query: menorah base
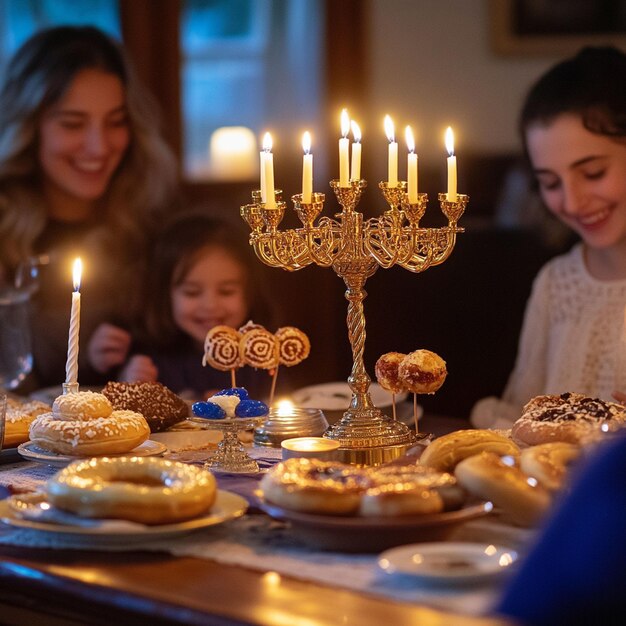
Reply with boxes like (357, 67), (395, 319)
(324, 406), (417, 465)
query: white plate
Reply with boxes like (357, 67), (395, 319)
(378, 541), (518, 583)
(17, 439), (168, 467)
(292, 381), (407, 410)
(0, 490), (247, 544)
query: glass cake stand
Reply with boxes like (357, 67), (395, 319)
(189, 416), (266, 473)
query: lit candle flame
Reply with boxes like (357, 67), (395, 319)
(72, 258), (82, 292)
(262, 131), (272, 153)
(384, 115), (395, 143)
(276, 399), (295, 417)
(445, 126), (455, 156)
(351, 120), (361, 143)
(302, 131), (311, 155)
(340, 109), (350, 138)
(405, 125), (415, 153)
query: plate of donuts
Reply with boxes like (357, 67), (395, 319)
(0, 489), (248, 544)
(259, 500), (492, 553)
(17, 439), (168, 467)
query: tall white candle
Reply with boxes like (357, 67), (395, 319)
(65, 258), (82, 384)
(445, 126), (457, 202)
(405, 125), (418, 203)
(302, 131), (313, 203)
(262, 132), (276, 209)
(384, 115), (398, 186)
(339, 109), (350, 187)
(350, 120), (361, 181)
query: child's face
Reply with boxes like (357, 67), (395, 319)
(526, 113), (626, 250)
(171, 247), (248, 345)
(38, 68), (130, 210)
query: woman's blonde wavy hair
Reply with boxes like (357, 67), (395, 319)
(0, 25), (178, 275)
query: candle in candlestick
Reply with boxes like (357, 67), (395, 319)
(384, 115), (398, 186)
(302, 131), (313, 203)
(65, 258), (82, 384)
(261, 132), (276, 208)
(350, 120), (362, 181)
(339, 109), (350, 187)
(445, 126), (457, 202)
(405, 125), (418, 203)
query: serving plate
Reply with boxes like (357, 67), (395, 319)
(17, 439), (167, 467)
(378, 541), (519, 584)
(0, 489), (247, 544)
(259, 499), (492, 553)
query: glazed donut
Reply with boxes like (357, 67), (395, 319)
(260, 458), (371, 515)
(455, 451), (552, 527)
(29, 409), (150, 456)
(520, 442), (581, 492)
(275, 326), (310, 367)
(52, 391), (112, 420)
(398, 349), (447, 394)
(4, 399), (51, 447)
(375, 352), (406, 394)
(240, 328), (279, 370)
(419, 429), (520, 472)
(512, 392), (626, 446)
(359, 482), (443, 517)
(203, 325), (242, 371)
(102, 381), (188, 432)
(46, 456), (217, 524)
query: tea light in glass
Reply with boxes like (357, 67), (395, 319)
(281, 437), (340, 461)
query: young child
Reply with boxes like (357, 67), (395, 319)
(117, 213), (276, 400)
(472, 46), (626, 429)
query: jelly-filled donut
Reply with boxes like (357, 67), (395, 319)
(374, 352), (406, 393)
(47, 456), (217, 524)
(203, 325), (242, 371)
(398, 349), (447, 394)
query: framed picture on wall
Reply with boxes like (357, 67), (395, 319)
(490, 0), (626, 56)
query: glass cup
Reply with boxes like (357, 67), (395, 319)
(0, 287), (33, 390)
(0, 392), (6, 452)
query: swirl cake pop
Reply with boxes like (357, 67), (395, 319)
(399, 349), (447, 394)
(203, 325), (242, 371)
(275, 326), (311, 367)
(374, 352), (406, 394)
(240, 328), (279, 370)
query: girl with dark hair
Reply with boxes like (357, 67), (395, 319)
(117, 213), (277, 400)
(472, 47), (626, 428)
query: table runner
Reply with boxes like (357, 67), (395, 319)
(0, 448), (534, 618)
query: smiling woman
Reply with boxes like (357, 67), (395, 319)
(0, 26), (179, 389)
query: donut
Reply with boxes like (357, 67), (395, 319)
(52, 391), (112, 420)
(360, 482), (443, 517)
(203, 325), (242, 371)
(275, 326), (310, 367)
(455, 451), (552, 527)
(419, 429), (520, 472)
(519, 442), (581, 492)
(374, 352), (406, 393)
(239, 328), (279, 370)
(511, 392), (626, 446)
(46, 456), (217, 524)
(102, 381), (189, 432)
(4, 399), (51, 447)
(398, 349), (447, 394)
(29, 409), (150, 456)
(260, 458), (371, 515)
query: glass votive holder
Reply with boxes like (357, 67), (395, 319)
(253, 406), (329, 448)
(281, 437), (340, 461)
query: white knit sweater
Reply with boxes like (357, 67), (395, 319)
(471, 243), (626, 429)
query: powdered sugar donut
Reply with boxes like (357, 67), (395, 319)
(4, 399), (51, 447)
(275, 326), (310, 367)
(240, 328), (279, 370)
(52, 391), (112, 420)
(203, 325), (242, 371)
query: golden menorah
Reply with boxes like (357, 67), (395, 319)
(241, 179), (468, 464)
